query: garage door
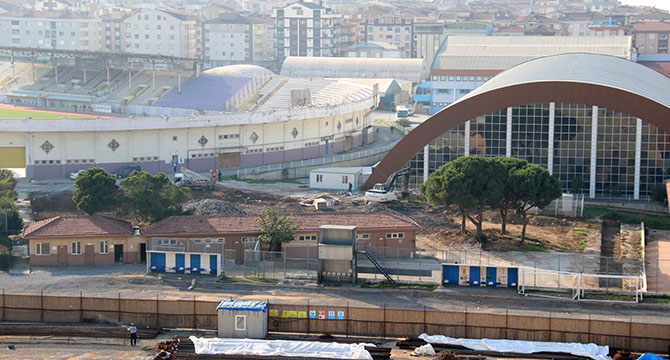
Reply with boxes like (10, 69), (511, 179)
(0, 147), (25, 168)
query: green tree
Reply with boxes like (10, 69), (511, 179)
(570, 176), (584, 195)
(509, 164), (562, 243)
(0, 169), (17, 198)
(651, 184), (667, 205)
(72, 168), (119, 215)
(496, 157), (528, 235)
(119, 171), (190, 222)
(421, 156), (505, 241)
(0, 246), (10, 272)
(256, 207), (298, 252)
(0, 197), (23, 235)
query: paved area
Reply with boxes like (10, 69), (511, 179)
(645, 230), (670, 294)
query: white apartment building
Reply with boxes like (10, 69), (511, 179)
(0, 10), (102, 51)
(362, 15), (414, 58)
(203, 15), (257, 66)
(123, 9), (197, 58)
(272, 1), (341, 60)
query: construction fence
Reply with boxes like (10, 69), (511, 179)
(0, 291), (668, 353)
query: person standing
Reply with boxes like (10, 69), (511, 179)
(128, 322), (137, 346)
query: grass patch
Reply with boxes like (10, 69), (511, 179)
(645, 295), (670, 305)
(361, 281), (436, 291)
(586, 293), (637, 301)
(0, 107), (94, 119)
(560, 244), (572, 251)
(583, 207), (670, 229)
(523, 242), (550, 252)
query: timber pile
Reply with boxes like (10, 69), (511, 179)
(0, 322), (160, 338)
(159, 336), (390, 360)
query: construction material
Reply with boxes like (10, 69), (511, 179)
(418, 334), (609, 360)
(189, 336), (375, 359)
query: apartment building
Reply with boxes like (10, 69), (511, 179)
(362, 15), (414, 58)
(272, 1), (341, 60)
(632, 22), (670, 54)
(202, 14), (275, 67)
(123, 9), (197, 58)
(0, 10), (102, 51)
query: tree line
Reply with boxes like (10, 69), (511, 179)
(0, 169), (24, 271)
(421, 156), (562, 243)
(73, 168), (190, 222)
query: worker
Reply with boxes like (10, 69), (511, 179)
(128, 322), (137, 346)
(348, 183), (353, 192)
(218, 169), (222, 182)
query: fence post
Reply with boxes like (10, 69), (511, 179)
(464, 306), (468, 338)
(2, 288), (4, 322)
(505, 309), (509, 339)
(40, 289), (43, 323)
(79, 291), (83, 323)
(383, 303), (386, 339)
(193, 296), (197, 331)
(587, 314), (591, 343)
(155, 294), (159, 328)
(548, 312), (552, 342)
(628, 315), (632, 350)
(306, 298), (310, 335)
(423, 305), (427, 334)
(346, 301), (349, 338)
(118, 293), (121, 322)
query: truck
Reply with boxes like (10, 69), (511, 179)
(173, 166), (216, 191)
(364, 167), (410, 203)
(396, 105), (409, 119)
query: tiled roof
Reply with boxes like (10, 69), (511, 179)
(640, 61), (670, 77)
(143, 212), (420, 237)
(23, 216), (134, 239)
(632, 22), (670, 32)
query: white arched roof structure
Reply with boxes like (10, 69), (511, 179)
(280, 56), (428, 83)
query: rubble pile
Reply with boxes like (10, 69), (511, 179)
(183, 199), (251, 216)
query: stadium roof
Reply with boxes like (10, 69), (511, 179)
(280, 56), (428, 83)
(203, 64), (273, 78)
(437, 36), (632, 70)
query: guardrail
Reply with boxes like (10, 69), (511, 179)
(234, 140), (399, 177)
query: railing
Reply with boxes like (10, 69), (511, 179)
(234, 140), (399, 177)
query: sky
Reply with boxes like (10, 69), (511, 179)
(619, 0), (670, 11)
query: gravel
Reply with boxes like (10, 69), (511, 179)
(182, 199), (251, 216)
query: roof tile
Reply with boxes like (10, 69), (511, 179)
(23, 216), (134, 239)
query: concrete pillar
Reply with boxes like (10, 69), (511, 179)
(589, 106), (598, 199)
(464, 120), (470, 156)
(152, 62), (156, 91)
(423, 144), (429, 183)
(506, 107), (512, 157)
(54, 58), (58, 84)
(634, 118), (642, 200)
(547, 102), (555, 174)
(83, 68), (87, 84)
(178, 72), (182, 94)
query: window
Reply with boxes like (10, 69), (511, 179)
(242, 237), (257, 243)
(356, 233), (370, 240)
(341, 176), (349, 184)
(455, 76), (461, 81)
(431, 75), (438, 81)
(99, 241), (109, 254)
(194, 239), (202, 244)
(316, 174), (323, 182)
(217, 238), (225, 243)
(386, 233), (404, 239)
(298, 235), (317, 241)
(71, 241), (81, 255)
(235, 315), (246, 330)
(440, 75), (446, 81)
(36, 242), (50, 255)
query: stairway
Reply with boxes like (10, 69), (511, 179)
(359, 250), (396, 285)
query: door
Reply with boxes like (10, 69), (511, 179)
(114, 244), (124, 263)
(150, 253), (165, 272)
(190, 254), (201, 274)
(0, 147), (26, 169)
(486, 267), (497, 287)
(344, 136), (353, 151)
(175, 253), (185, 273)
(210, 255), (218, 275)
(218, 152), (241, 169)
(140, 243), (146, 262)
(469, 266), (480, 286)
(57, 245), (67, 265)
(443, 265), (459, 285)
(84, 244), (95, 265)
(508, 268), (518, 288)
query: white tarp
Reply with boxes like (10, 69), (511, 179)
(189, 337), (374, 360)
(418, 334), (610, 360)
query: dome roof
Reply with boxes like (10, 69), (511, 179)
(203, 64), (273, 78)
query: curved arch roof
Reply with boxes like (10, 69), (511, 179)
(364, 53), (670, 188)
(280, 56), (428, 83)
(203, 64), (273, 78)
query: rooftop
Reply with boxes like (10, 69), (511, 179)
(632, 22), (670, 32)
(143, 212), (420, 237)
(23, 216), (134, 239)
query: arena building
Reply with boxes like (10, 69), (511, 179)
(366, 53), (670, 201)
(0, 64), (377, 179)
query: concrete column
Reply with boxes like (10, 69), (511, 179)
(423, 144), (429, 183)
(506, 107), (512, 157)
(54, 58), (58, 84)
(83, 68), (87, 84)
(464, 120), (470, 156)
(178, 73), (182, 94)
(547, 102), (555, 174)
(152, 62), (156, 91)
(589, 106), (598, 199)
(634, 118), (642, 200)
(128, 65), (132, 90)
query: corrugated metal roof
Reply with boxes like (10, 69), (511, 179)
(456, 53), (670, 110)
(217, 299), (268, 312)
(281, 56), (428, 83)
(437, 36), (632, 70)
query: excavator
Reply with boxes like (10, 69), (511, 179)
(364, 167), (411, 203)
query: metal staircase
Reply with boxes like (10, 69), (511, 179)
(358, 245), (396, 285)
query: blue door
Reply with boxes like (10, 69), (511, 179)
(210, 255), (218, 275)
(324, 140), (329, 155)
(175, 254), (185, 273)
(469, 266), (480, 286)
(508, 268), (518, 288)
(486, 267), (497, 287)
(442, 265), (459, 285)
(150, 253), (165, 272)
(190, 254), (201, 274)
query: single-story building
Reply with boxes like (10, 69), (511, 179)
(23, 216), (145, 266)
(309, 167), (365, 191)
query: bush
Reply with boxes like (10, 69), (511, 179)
(396, 118), (411, 127)
(0, 246), (10, 272)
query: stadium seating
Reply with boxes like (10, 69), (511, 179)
(156, 74), (252, 111)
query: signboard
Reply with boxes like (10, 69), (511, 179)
(298, 311), (307, 318)
(309, 310), (317, 319)
(337, 311), (345, 320)
(321, 135), (334, 141)
(288, 311), (297, 318)
(318, 311), (325, 320)
(328, 311), (335, 320)
(269, 309), (278, 317)
(282, 310), (291, 318)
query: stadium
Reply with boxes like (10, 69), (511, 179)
(367, 53), (670, 201)
(0, 50), (378, 179)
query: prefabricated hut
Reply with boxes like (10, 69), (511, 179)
(217, 299), (268, 338)
(309, 167), (364, 190)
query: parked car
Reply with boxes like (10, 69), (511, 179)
(69, 170), (86, 180)
(115, 165), (141, 179)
